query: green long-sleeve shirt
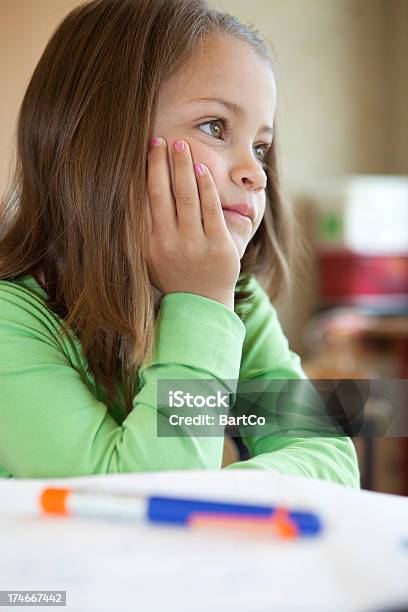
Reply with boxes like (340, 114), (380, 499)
(0, 274), (360, 486)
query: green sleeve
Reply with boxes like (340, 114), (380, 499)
(0, 282), (245, 478)
(224, 275), (361, 489)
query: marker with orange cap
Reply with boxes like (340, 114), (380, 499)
(40, 488), (322, 537)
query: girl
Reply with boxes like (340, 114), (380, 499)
(0, 0), (360, 486)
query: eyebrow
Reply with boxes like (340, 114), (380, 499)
(186, 97), (274, 136)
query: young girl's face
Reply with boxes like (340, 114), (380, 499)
(152, 35), (276, 259)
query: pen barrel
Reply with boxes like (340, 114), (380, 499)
(68, 493), (147, 520)
(147, 497), (322, 534)
(147, 496), (272, 525)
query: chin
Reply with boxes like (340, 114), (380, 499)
(232, 237), (248, 259)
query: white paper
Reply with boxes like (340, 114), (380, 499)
(1, 470), (408, 612)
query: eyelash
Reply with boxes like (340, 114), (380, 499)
(197, 116), (272, 168)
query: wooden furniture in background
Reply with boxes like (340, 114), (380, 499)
(302, 313), (408, 495)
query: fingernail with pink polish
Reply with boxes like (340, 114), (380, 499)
(173, 140), (185, 152)
(194, 164), (206, 177)
(150, 137), (162, 148)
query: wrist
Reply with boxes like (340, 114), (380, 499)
(209, 293), (235, 310)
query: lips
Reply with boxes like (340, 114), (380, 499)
(221, 202), (255, 221)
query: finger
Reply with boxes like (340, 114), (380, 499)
(171, 139), (204, 236)
(193, 163), (228, 239)
(146, 137), (177, 234)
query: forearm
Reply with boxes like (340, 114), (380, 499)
(223, 435), (361, 489)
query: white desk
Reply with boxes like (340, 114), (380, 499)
(1, 469), (408, 612)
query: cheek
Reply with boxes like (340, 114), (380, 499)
(199, 155), (231, 203)
(192, 150), (224, 189)
(252, 195), (266, 232)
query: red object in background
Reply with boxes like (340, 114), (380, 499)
(317, 250), (408, 493)
(317, 251), (408, 303)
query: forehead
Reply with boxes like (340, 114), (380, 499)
(158, 35), (276, 118)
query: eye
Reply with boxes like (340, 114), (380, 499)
(197, 117), (272, 168)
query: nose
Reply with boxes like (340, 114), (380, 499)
(230, 155), (267, 193)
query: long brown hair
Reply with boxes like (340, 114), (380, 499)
(0, 0), (298, 415)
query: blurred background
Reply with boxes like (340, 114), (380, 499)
(1, 0), (407, 494)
